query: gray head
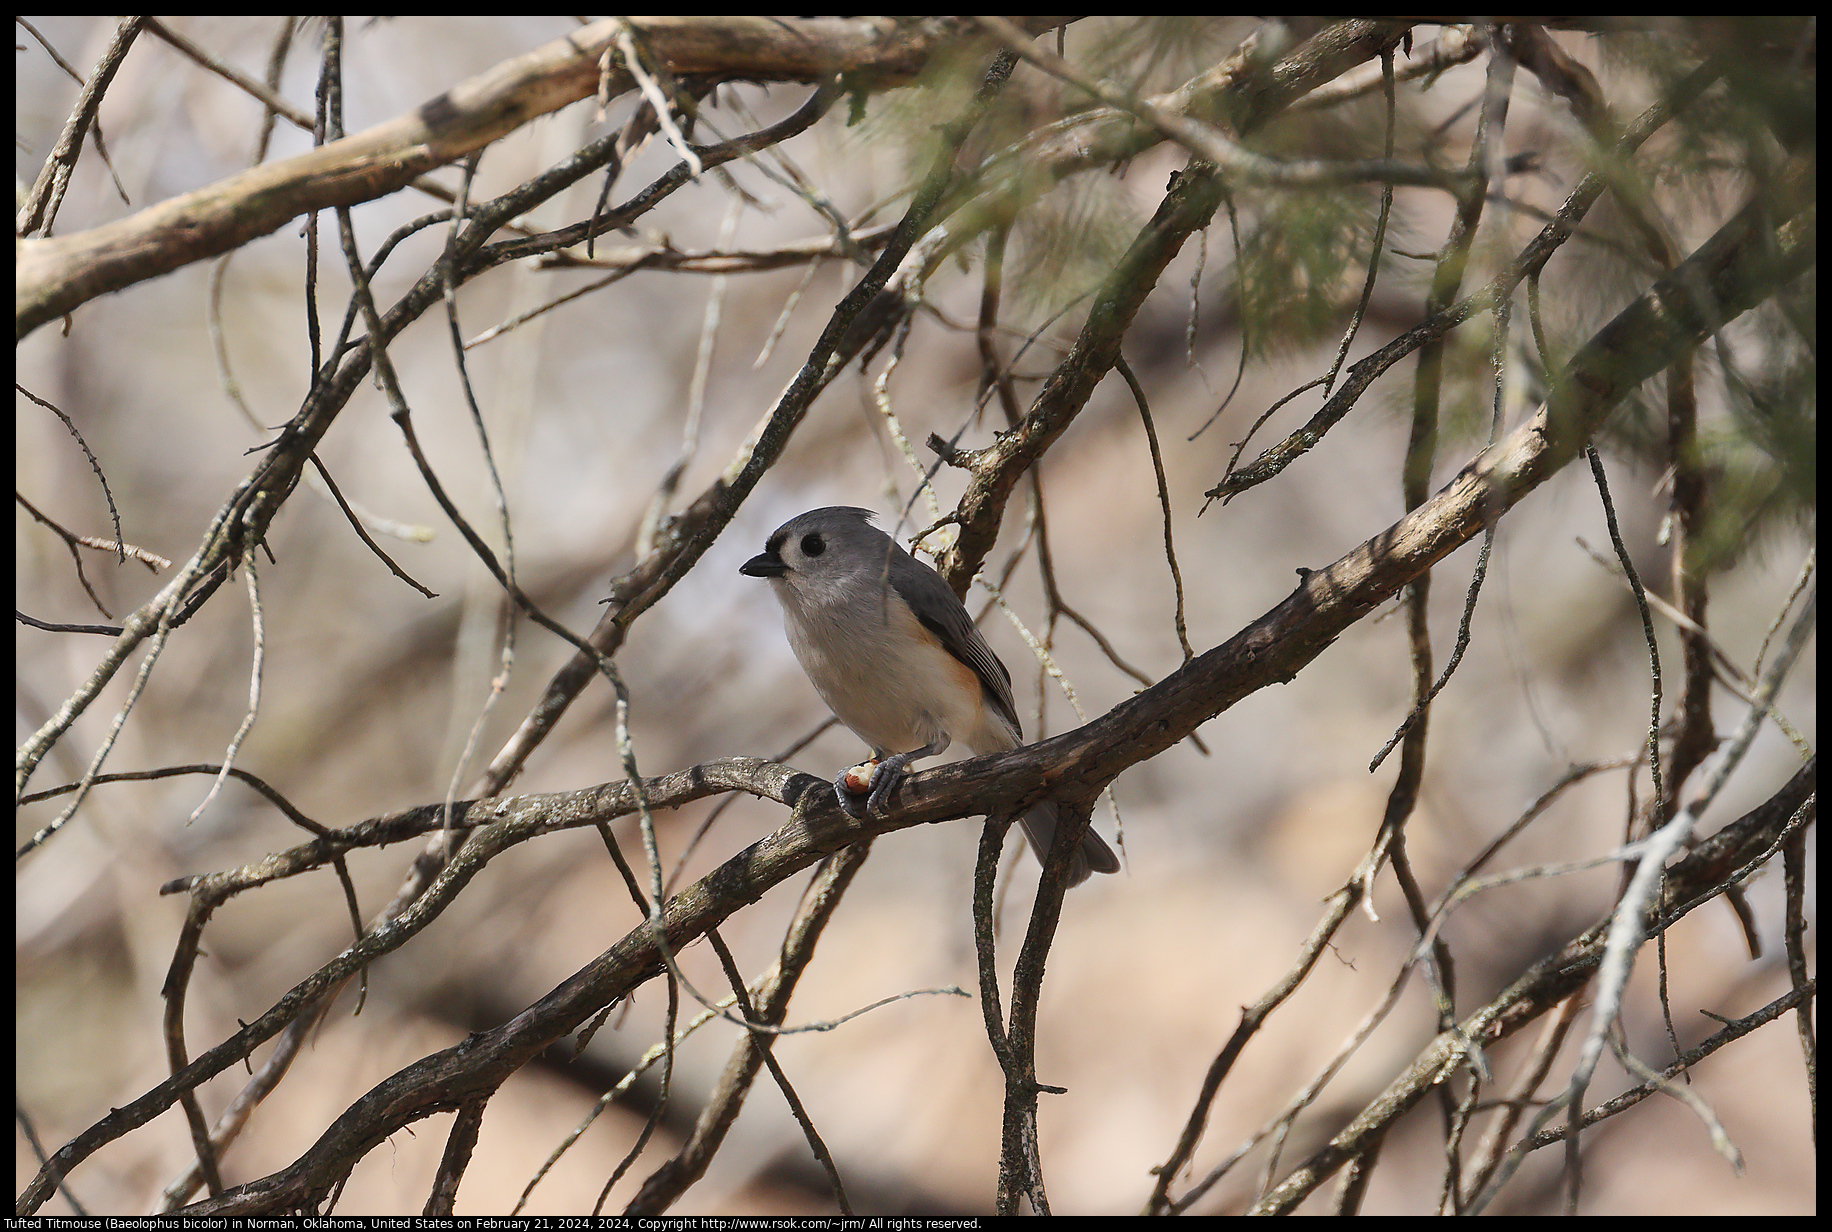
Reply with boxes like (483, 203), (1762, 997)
(739, 506), (903, 600)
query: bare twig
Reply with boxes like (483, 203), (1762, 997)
(17, 15), (146, 237)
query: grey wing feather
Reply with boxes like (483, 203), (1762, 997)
(886, 549), (1023, 737)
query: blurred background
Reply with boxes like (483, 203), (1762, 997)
(17, 16), (1815, 1216)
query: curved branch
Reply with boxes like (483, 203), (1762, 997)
(16, 15), (1068, 340)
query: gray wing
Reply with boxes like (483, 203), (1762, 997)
(886, 547), (1023, 738)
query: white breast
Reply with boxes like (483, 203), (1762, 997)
(774, 577), (1009, 757)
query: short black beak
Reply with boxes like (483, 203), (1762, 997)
(740, 551), (787, 578)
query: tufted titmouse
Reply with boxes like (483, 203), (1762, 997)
(740, 506), (1120, 885)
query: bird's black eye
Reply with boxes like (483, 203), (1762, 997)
(800, 532), (825, 557)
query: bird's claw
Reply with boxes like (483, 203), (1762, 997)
(865, 751), (917, 813)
